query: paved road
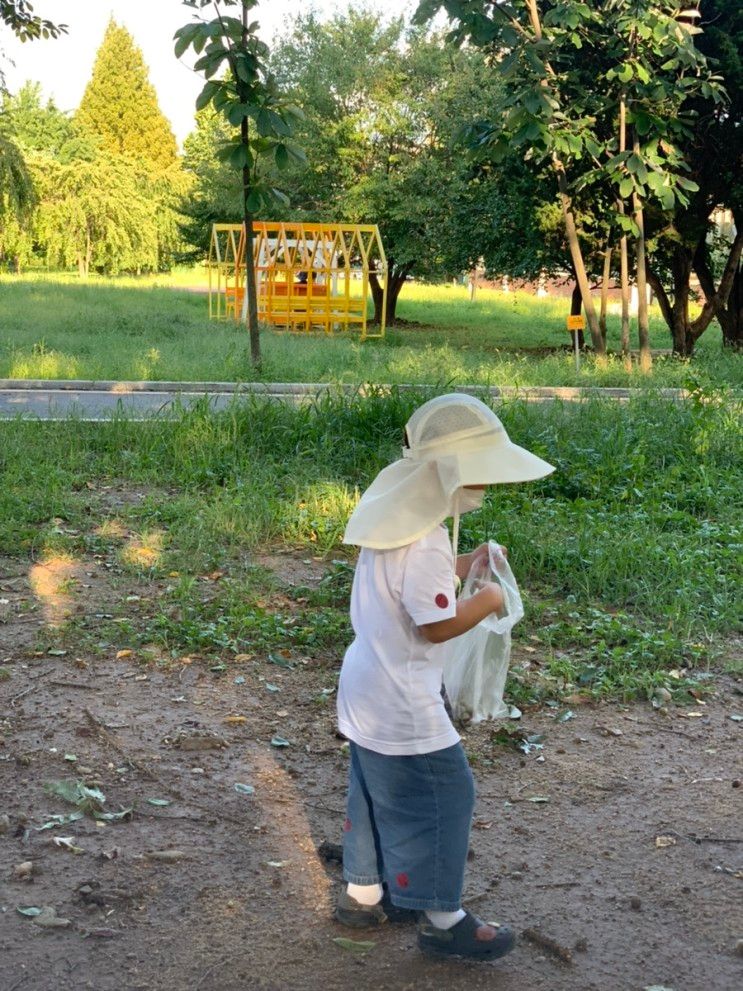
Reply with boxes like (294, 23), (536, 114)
(0, 387), (264, 420)
(0, 381), (695, 421)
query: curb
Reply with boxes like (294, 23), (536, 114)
(0, 380), (691, 401)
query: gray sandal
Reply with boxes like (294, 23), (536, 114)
(335, 888), (418, 928)
(418, 911), (515, 959)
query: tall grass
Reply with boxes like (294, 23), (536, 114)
(1, 271), (740, 388)
(2, 391), (740, 669)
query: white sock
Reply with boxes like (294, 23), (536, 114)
(425, 908), (466, 930)
(347, 882), (383, 906)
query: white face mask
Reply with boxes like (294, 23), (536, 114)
(455, 487), (486, 514)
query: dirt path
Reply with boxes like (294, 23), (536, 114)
(1, 649), (741, 991)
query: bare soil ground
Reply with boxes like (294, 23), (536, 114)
(1, 553), (742, 991)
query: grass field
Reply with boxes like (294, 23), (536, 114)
(1, 269), (740, 388)
(2, 390), (740, 701)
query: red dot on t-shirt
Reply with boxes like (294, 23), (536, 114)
(343, 818), (352, 833)
(435, 593), (449, 609)
(396, 872), (409, 889)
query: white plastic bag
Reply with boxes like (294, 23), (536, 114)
(443, 541), (524, 723)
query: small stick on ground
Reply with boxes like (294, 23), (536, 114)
(688, 834), (743, 845)
(82, 707), (249, 827)
(535, 881), (581, 889)
(522, 927), (574, 964)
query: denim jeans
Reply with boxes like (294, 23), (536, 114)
(341, 741), (476, 911)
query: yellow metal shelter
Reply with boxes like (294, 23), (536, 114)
(207, 222), (388, 339)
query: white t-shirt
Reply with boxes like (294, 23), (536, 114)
(337, 525), (460, 756)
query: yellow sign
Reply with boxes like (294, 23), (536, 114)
(566, 314), (586, 331)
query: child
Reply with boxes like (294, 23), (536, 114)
(335, 393), (554, 959)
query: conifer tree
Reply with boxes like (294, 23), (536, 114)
(76, 18), (178, 173)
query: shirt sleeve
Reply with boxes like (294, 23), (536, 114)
(401, 529), (457, 626)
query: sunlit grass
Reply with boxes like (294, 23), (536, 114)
(1, 269), (738, 388)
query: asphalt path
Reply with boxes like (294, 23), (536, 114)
(0, 381), (696, 421)
(0, 387), (260, 420)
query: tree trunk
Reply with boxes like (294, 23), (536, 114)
(619, 232), (631, 364)
(632, 188), (652, 371)
(718, 263), (742, 349)
(617, 96), (631, 367)
(369, 262), (413, 326)
(693, 223), (743, 351)
(599, 246), (611, 346)
(524, 0), (604, 354)
(556, 168), (605, 354)
(239, 3), (260, 370)
(570, 281), (586, 349)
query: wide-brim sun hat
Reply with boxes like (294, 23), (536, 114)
(344, 393), (555, 551)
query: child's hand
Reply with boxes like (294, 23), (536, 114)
(477, 580), (505, 615)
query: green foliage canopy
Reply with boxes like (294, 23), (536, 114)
(76, 19), (178, 174)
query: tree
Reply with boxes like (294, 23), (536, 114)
(0, 1), (64, 41)
(270, 12), (501, 324)
(175, 0), (304, 368)
(2, 81), (74, 156)
(645, 0), (743, 353)
(35, 153), (160, 277)
(180, 107), (242, 257)
(415, 1), (722, 363)
(0, 131), (34, 268)
(77, 19), (178, 174)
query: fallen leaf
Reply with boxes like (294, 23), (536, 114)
(270, 736), (290, 748)
(557, 710), (576, 723)
(729, 714), (743, 723)
(332, 937), (376, 953)
(52, 836), (85, 854)
(16, 906), (42, 917)
(223, 715), (248, 724)
(265, 683), (281, 693)
(116, 649), (133, 660)
(32, 906), (71, 928)
(13, 861), (34, 880)
(145, 849), (187, 862)
(35, 811), (84, 832)
(473, 819), (493, 830)
(268, 653), (294, 669)
(234, 783), (255, 795)
(234, 675), (246, 685)
(47, 649), (67, 657)
(655, 835), (677, 848)
(146, 798), (171, 807)
(267, 860), (289, 868)
(527, 796), (550, 804)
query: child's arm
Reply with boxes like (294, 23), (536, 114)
(418, 582), (503, 644)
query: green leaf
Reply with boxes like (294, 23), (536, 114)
(195, 81), (220, 112)
(17, 906), (42, 917)
(234, 783), (255, 795)
(229, 144), (251, 170)
(246, 189), (262, 213)
(146, 798), (172, 807)
(275, 144), (289, 170)
(333, 937), (376, 953)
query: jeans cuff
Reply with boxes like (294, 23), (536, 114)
(388, 895), (462, 911)
(343, 870), (383, 885)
